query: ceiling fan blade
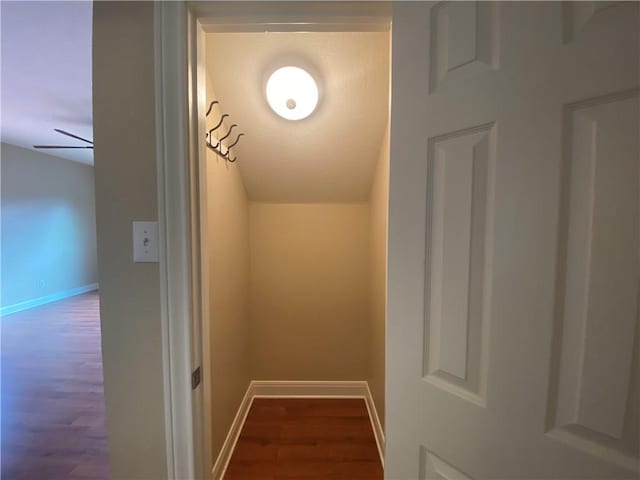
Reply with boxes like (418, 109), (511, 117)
(33, 145), (94, 149)
(53, 128), (94, 145)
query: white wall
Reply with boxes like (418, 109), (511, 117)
(1, 142), (98, 310)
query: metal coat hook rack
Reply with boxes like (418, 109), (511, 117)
(205, 100), (244, 163)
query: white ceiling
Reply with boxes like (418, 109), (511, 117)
(1, 1), (93, 165)
(206, 31), (389, 202)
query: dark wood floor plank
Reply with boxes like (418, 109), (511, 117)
(1, 292), (110, 480)
(225, 398), (382, 480)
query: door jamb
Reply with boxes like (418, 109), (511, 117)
(154, 3), (391, 478)
(155, 2), (199, 479)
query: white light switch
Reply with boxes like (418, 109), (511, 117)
(133, 221), (159, 263)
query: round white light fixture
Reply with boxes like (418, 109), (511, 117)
(266, 66), (318, 121)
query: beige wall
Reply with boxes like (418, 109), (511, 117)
(205, 75), (251, 463)
(92, 3), (167, 479)
(92, 3), (388, 476)
(368, 124), (389, 429)
(249, 203), (370, 380)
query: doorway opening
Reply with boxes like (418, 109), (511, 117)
(0, 2), (110, 477)
(195, 11), (391, 479)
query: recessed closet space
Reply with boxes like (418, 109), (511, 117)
(201, 25), (390, 475)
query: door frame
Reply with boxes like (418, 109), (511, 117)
(154, 2), (392, 479)
(154, 3), (196, 479)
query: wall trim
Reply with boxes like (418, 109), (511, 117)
(0, 283), (99, 317)
(212, 380), (385, 480)
(154, 2), (196, 479)
(252, 380), (370, 398)
(364, 382), (386, 467)
(211, 383), (255, 480)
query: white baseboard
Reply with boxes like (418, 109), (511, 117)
(0, 283), (99, 317)
(364, 382), (385, 467)
(251, 380), (369, 398)
(211, 380), (385, 479)
(211, 383), (254, 480)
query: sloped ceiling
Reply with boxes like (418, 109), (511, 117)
(0, 1), (93, 165)
(206, 31), (389, 202)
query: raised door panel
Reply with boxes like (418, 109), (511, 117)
(423, 123), (495, 407)
(548, 90), (639, 469)
(429, 1), (499, 93)
(563, 1), (624, 42)
(420, 447), (473, 480)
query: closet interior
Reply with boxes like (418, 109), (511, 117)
(201, 28), (390, 469)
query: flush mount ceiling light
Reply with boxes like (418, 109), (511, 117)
(266, 66), (318, 121)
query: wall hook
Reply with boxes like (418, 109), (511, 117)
(215, 124), (237, 149)
(208, 113), (229, 139)
(204, 99), (244, 162)
(205, 100), (219, 117)
(225, 133), (244, 163)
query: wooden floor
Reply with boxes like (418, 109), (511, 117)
(1, 291), (110, 480)
(225, 398), (383, 480)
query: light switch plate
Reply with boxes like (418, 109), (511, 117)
(133, 221), (159, 263)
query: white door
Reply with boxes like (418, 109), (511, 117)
(387, 2), (639, 479)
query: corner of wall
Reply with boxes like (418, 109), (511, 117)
(367, 119), (390, 431)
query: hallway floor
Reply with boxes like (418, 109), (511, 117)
(1, 291), (110, 480)
(225, 397), (383, 480)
